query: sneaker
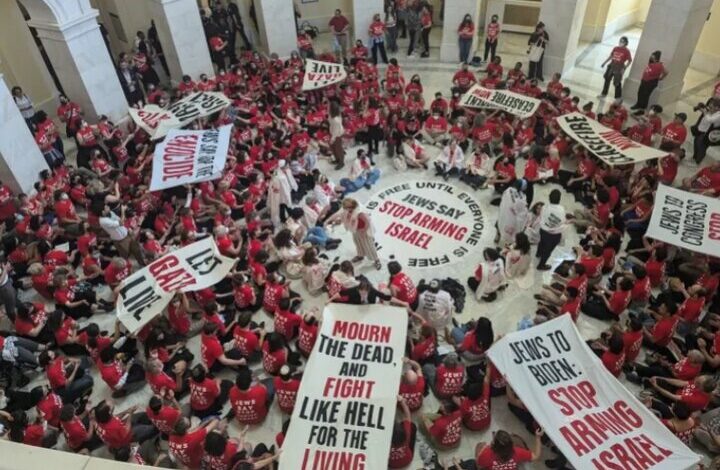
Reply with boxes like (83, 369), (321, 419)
(597, 93), (607, 99)
(417, 438), (438, 467)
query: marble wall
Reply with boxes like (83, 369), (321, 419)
(539, 0), (589, 76)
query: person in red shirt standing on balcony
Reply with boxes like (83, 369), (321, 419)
(632, 50), (667, 111)
(484, 14), (501, 64)
(599, 36), (633, 99)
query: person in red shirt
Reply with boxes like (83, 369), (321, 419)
(202, 431), (241, 470)
(600, 36), (632, 99)
(475, 429), (542, 469)
(452, 63), (477, 93)
(420, 400), (462, 450)
(622, 316), (644, 363)
(426, 353), (465, 399)
(399, 359), (426, 412)
(484, 14), (501, 63)
(459, 370), (492, 431)
(388, 261), (418, 309)
(93, 400), (158, 453)
(591, 332), (626, 377)
(39, 350), (94, 404)
(410, 323), (437, 363)
(169, 417), (220, 469)
(189, 364), (233, 419)
(229, 366), (273, 424)
(35, 386), (63, 428)
(389, 396), (416, 468)
(262, 332), (291, 375)
(297, 313), (319, 357)
(201, 322), (246, 373)
(98, 347), (146, 398)
(146, 395), (182, 435)
(450, 317), (493, 361)
(274, 365), (301, 415)
(661, 113), (688, 150)
(683, 161), (720, 196)
(632, 50), (668, 110)
(368, 13), (389, 65)
(60, 403), (103, 453)
(582, 277), (633, 321)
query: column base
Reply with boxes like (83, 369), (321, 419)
(440, 42), (461, 63)
(623, 77), (686, 108)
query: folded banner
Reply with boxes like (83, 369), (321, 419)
(646, 184), (720, 257)
(460, 85), (541, 119)
(487, 315), (699, 470)
(302, 59), (347, 91)
(129, 91), (232, 139)
(557, 112), (667, 166)
(150, 125), (231, 191)
(279, 304), (407, 470)
(116, 237), (235, 333)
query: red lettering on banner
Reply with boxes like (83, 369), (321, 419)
(137, 110), (171, 129)
(162, 135), (199, 181)
(472, 88), (492, 99)
(547, 381), (598, 415)
(332, 321), (390, 343)
(598, 130), (641, 151)
(148, 255), (197, 292)
(384, 221), (433, 249)
(709, 212), (720, 240)
(322, 377), (376, 399)
(301, 449), (366, 470)
(590, 434), (673, 469)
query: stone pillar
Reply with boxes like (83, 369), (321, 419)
(0, 75), (48, 193)
(623, 0), (714, 107)
(148, 0), (214, 83)
(352, 0), (384, 44)
(255, 0), (297, 58)
(440, 0), (481, 63)
(28, 11), (128, 122)
(537, 0), (588, 76)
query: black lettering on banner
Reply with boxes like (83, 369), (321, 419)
(119, 275), (164, 320)
(195, 165), (215, 178)
(169, 102), (201, 121)
(186, 248), (221, 275)
(507, 329), (581, 388)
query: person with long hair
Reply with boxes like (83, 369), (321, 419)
(475, 428), (544, 468)
(632, 50), (667, 110)
(325, 198), (381, 270)
(504, 232), (532, 279)
(458, 14), (475, 64)
(450, 317), (494, 361)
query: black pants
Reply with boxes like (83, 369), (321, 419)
(693, 133), (709, 164)
(602, 66), (623, 99)
(371, 41), (388, 65)
(484, 39), (497, 62)
(367, 125), (383, 154)
(420, 28), (430, 54)
(193, 379), (233, 419)
(536, 229), (561, 267)
(528, 56), (544, 81)
(407, 29), (418, 55)
(635, 79), (659, 109)
(581, 294), (615, 321)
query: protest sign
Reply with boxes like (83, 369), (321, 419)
(279, 304), (407, 470)
(557, 112), (667, 166)
(487, 315), (700, 470)
(646, 184), (720, 257)
(149, 125), (231, 191)
(116, 237), (235, 333)
(460, 85), (541, 119)
(302, 59), (347, 91)
(128, 91), (232, 139)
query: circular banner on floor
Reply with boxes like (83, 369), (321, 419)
(366, 180), (486, 268)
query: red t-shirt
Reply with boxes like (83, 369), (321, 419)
(429, 410), (462, 447)
(169, 428), (207, 469)
(230, 384), (269, 424)
(673, 358), (702, 381)
(233, 326), (260, 357)
(435, 365), (464, 398)
(61, 417), (89, 450)
(201, 333), (224, 369)
(147, 370), (177, 395)
(643, 62), (665, 81)
(37, 392), (63, 427)
(262, 342), (287, 375)
(679, 384), (710, 411)
(388, 420), (414, 468)
(96, 417), (132, 449)
(601, 350), (625, 377)
(476, 446), (533, 469)
(652, 316), (679, 347)
(460, 382), (491, 431)
(399, 375), (425, 412)
(147, 406), (181, 434)
(298, 321), (319, 356)
(329, 15), (350, 34)
(274, 377), (300, 414)
(190, 377), (220, 411)
(99, 360), (125, 390)
(610, 46), (632, 64)
(662, 123), (687, 145)
(274, 308), (302, 341)
(623, 330), (643, 363)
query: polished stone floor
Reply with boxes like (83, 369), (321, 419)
(9, 25), (719, 469)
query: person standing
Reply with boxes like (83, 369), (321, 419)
(326, 198), (381, 270)
(631, 51), (667, 111)
(385, 7), (399, 53)
(600, 36), (633, 99)
(329, 102), (345, 170)
(406, 0), (421, 57)
(227, 0), (252, 50)
(536, 189), (566, 271)
(419, 6), (432, 58)
(458, 14), (475, 65)
(369, 13), (389, 65)
(691, 98), (720, 165)
(116, 58), (144, 107)
(527, 22), (548, 81)
(484, 14), (501, 63)
(0, 261), (18, 322)
(329, 9), (350, 62)
(147, 21), (170, 76)
(98, 204), (146, 266)
(11, 86), (34, 129)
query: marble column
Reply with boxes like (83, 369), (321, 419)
(538, 0), (588, 76)
(148, 0), (214, 83)
(440, 0), (481, 63)
(255, 0), (297, 58)
(0, 75), (48, 193)
(352, 0), (384, 44)
(623, 0), (713, 107)
(28, 11), (128, 122)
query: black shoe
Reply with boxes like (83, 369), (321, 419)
(537, 264), (552, 271)
(334, 163), (345, 170)
(364, 184), (371, 190)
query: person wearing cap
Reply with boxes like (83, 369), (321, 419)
(660, 113), (688, 151)
(599, 36), (632, 99)
(632, 50), (667, 111)
(691, 97), (720, 164)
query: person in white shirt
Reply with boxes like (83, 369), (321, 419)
(434, 140), (464, 180)
(339, 150), (381, 194)
(460, 148), (493, 190)
(693, 97), (720, 164)
(98, 204), (145, 265)
(497, 180), (529, 246)
(536, 189), (566, 270)
(415, 280), (454, 330)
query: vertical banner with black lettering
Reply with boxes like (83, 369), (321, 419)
(302, 59), (347, 91)
(646, 184), (720, 257)
(487, 315), (699, 470)
(116, 237), (235, 333)
(149, 125), (231, 191)
(279, 304), (407, 470)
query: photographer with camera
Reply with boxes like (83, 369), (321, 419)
(692, 97), (720, 165)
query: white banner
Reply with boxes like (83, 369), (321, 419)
(150, 125), (231, 191)
(557, 112), (667, 166)
(302, 59), (347, 91)
(460, 85), (541, 119)
(279, 304), (407, 470)
(487, 315), (700, 470)
(646, 184), (720, 257)
(116, 237), (235, 333)
(129, 91), (232, 139)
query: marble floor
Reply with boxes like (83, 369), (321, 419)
(10, 25), (720, 469)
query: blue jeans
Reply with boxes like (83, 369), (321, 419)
(459, 37), (472, 63)
(340, 169), (380, 194)
(305, 226), (329, 247)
